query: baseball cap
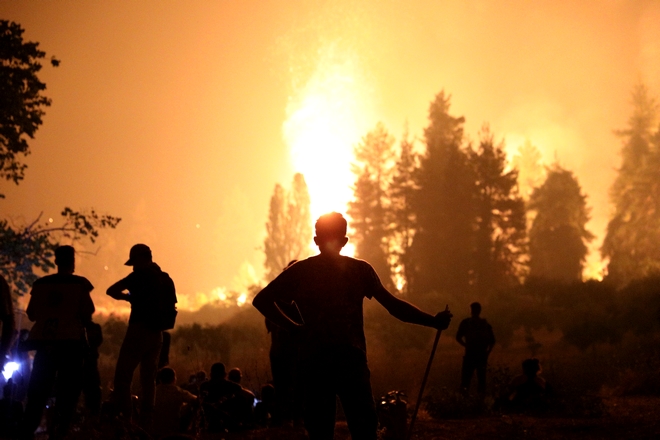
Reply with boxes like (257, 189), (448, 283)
(125, 243), (152, 266)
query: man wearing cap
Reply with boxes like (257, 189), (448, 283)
(253, 212), (453, 440)
(107, 244), (177, 429)
(21, 245), (95, 440)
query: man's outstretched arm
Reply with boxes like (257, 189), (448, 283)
(372, 285), (451, 330)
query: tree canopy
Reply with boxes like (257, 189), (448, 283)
(0, 20), (52, 197)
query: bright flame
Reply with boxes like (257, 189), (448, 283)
(283, 42), (375, 251)
(2, 361), (19, 380)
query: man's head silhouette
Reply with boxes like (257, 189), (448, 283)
(125, 243), (152, 268)
(55, 245), (75, 273)
(314, 212), (348, 254)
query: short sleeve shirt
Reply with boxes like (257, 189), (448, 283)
(121, 263), (175, 329)
(26, 273), (94, 344)
(261, 254), (383, 353)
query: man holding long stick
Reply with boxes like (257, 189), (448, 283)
(253, 212), (452, 440)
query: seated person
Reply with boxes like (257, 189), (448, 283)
(508, 358), (550, 412)
(153, 367), (197, 439)
(199, 363), (242, 432)
(254, 384), (277, 426)
(227, 368), (255, 429)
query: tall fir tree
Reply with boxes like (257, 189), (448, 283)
(528, 165), (593, 282)
(348, 123), (395, 290)
(263, 173), (312, 282)
(602, 83), (660, 286)
(408, 91), (474, 301)
(387, 127), (419, 294)
(469, 125), (527, 295)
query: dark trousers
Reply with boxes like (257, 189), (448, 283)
(270, 347), (302, 422)
(22, 344), (85, 439)
(301, 345), (378, 440)
(82, 350), (102, 415)
(112, 323), (162, 427)
(460, 352), (488, 394)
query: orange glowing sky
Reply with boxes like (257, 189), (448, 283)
(2, 1), (660, 313)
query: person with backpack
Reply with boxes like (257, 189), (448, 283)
(456, 302), (495, 395)
(107, 243), (177, 430)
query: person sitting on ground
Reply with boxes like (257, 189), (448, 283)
(227, 368), (255, 429)
(508, 358), (550, 412)
(199, 362), (242, 432)
(254, 384), (277, 427)
(182, 370), (207, 396)
(153, 367), (197, 439)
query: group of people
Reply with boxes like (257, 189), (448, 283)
(0, 211), (550, 440)
(0, 242), (178, 439)
(152, 361), (270, 438)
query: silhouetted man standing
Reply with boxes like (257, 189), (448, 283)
(253, 212), (452, 440)
(21, 245), (95, 440)
(456, 302), (495, 395)
(107, 244), (177, 429)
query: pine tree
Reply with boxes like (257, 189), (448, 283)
(263, 173), (312, 282)
(528, 165), (593, 282)
(602, 83), (660, 286)
(348, 123), (395, 290)
(387, 127), (419, 294)
(469, 125), (527, 295)
(408, 91), (473, 301)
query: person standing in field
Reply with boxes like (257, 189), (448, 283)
(107, 243), (177, 429)
(456, 301), (495, 395)
(253, 212), (452, 440)
(20, 245), (95, 440)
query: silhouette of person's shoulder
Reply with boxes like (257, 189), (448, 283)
(33, 273), (93, 290)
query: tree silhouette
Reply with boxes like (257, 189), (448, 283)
(602, 83), (660, 287)
(528, 165), (593, 282)
(348, 123), (396, 290)
(408, 91), (473, 301)
(387, 127), (419, 295)
(263, 173), (312, 281)
(469, 125), (527, 295)
(0, 20), (53, 196)
(0, 21), (120, 296)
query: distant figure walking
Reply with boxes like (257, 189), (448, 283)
(253, 212), (452, 440)
(107, 243), (178, 430)
(21, 245), (95, 439)
(456, 302), (495, 395)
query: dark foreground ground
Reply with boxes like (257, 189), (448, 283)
(182, 396), (660, 440)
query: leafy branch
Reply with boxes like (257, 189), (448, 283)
(0, 208), (121, 296)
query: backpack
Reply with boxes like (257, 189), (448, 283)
(154, 272), (178, 330)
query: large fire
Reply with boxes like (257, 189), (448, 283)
(283, 42), (375, 257)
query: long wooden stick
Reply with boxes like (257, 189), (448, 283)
(406, 327), (442, 440)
